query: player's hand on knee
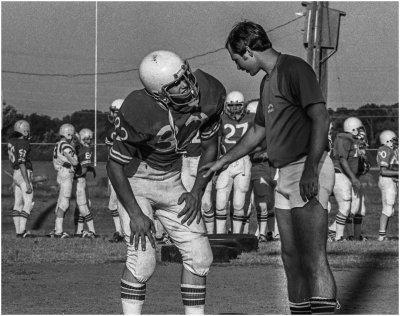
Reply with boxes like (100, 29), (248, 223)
(351, 178), (361, 194)
(177, 192), (201, 225)
(299, 167), (319, 202)
(129, 214), (156, 251)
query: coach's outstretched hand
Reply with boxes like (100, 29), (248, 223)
(177, 191), (202, 226)
(129, 213), (156, 251)
(199, 159), (228, 178)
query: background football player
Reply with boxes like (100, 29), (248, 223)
(242, 101), (277, 242)
(181, 130), (215, 234)
(376, 130), (398, 241)
(330, 117), (370, 241)
(49, 123), (79, 239)
(73, 128), (97, 238)
(8, 120), (34, 238)
(107, 50), (226, 314)
(215, 91), (252, 234)
(105, 99), (124, 243)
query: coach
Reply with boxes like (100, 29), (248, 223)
(201, 21), (338, 314)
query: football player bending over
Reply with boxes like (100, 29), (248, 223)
(376, 130), (398, 241)
(107, 50), (226, 314)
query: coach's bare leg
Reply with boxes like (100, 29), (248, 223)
(292, 199), (336, 298)
(275, 208), (309, 302)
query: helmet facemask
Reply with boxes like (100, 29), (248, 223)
(225, 101), (245, 121)
(156, 61), (200, 113)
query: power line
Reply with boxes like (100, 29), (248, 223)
(2, 16), (303, 78)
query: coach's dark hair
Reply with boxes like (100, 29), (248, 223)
(225, 21), (272, 56)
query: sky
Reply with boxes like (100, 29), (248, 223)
(1, 1), (399, 118)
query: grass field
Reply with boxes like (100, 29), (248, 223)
(1, 161), (398, 314)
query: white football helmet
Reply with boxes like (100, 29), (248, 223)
(14, 120), (30, 138)
(59, 123), (75, 142)
(79, 128), (93, 147)
(139, 50), (199, 112)
(246, 100), (258, 114)
(225, 91), (245, 121)
(379, 130), (398, 149)
(108, 99), (124, 123)
(343, 117), (364, 136)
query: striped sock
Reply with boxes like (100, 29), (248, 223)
(181, 284), (206, 314)
(12, 210), (21, 234)
(121, 279), (146, 314)
(289, 301), (311, 314)
(310, 297), (337, 314)
(335, 214), (347, 240)
(379, 230), (387, 238)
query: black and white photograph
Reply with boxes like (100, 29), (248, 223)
(1, 1), (398, 314)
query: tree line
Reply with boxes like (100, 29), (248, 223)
(2, 101), (398, 149)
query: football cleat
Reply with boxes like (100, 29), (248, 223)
(54, 232), (71, 239)
(378, 236), (388, 242)
(258, 234), (267, 243)
(46, 230), (56, 238)
(82, 231), (97, 239)
(20, 230), (33, 238)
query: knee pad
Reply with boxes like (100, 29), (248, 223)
(215, 208), (227, 217)
(182, 237), (213, 277)
(383, 205), (395, 218)
(57, 196), (70, 212)
(78, 204), (90, 217)
(126, 242), (157, 283)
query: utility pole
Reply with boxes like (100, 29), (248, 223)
(301, 1), (346, 100)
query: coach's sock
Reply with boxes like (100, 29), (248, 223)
(289, 301), (311, 314)
(310, 297), (337, 314)
(12, 210), (21, 234)
(121, 279), (146, 314)
(19, 211), (29, 233)
(181, 284), (205, 315)
(335, 214), (347, 240)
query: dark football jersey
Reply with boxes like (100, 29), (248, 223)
(185, 131), (202, 157)
(7, 137), (32, 170)
(77, 145), (94, 168)
(105, 122), (116, 149)
(220, 112), (254, 154)
(110, 69), (226, 171)
(332, 132), (365, 175)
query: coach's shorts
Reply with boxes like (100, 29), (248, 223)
(275, 152), (334, 210)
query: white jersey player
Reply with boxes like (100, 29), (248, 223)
(48, 123), (79, 238)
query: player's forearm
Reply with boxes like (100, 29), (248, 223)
(340, 158), (358, 181)
(192, 136), (219, 195)
(221, 124), (265, 165)
(19, 163), (30, 185)
(304, 104), (330, 171)
(106, 159), (143, 218)
(380, 167), (399, 177)
(66, 155), (79, 166)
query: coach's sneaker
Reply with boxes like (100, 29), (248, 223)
(54, 232), (70, 239)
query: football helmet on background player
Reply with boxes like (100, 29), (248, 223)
(343, 117), (365, 137)
(108, 99), (124, 123)
(59, 123), (76, 142)
(139, 50), (199, 113)
(14, 120), (30, 138)
(79, 128), (93, 147)
(246, 100), (258, 114)
(379, 130), (398, 149)
(225, 91), (245, 121)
